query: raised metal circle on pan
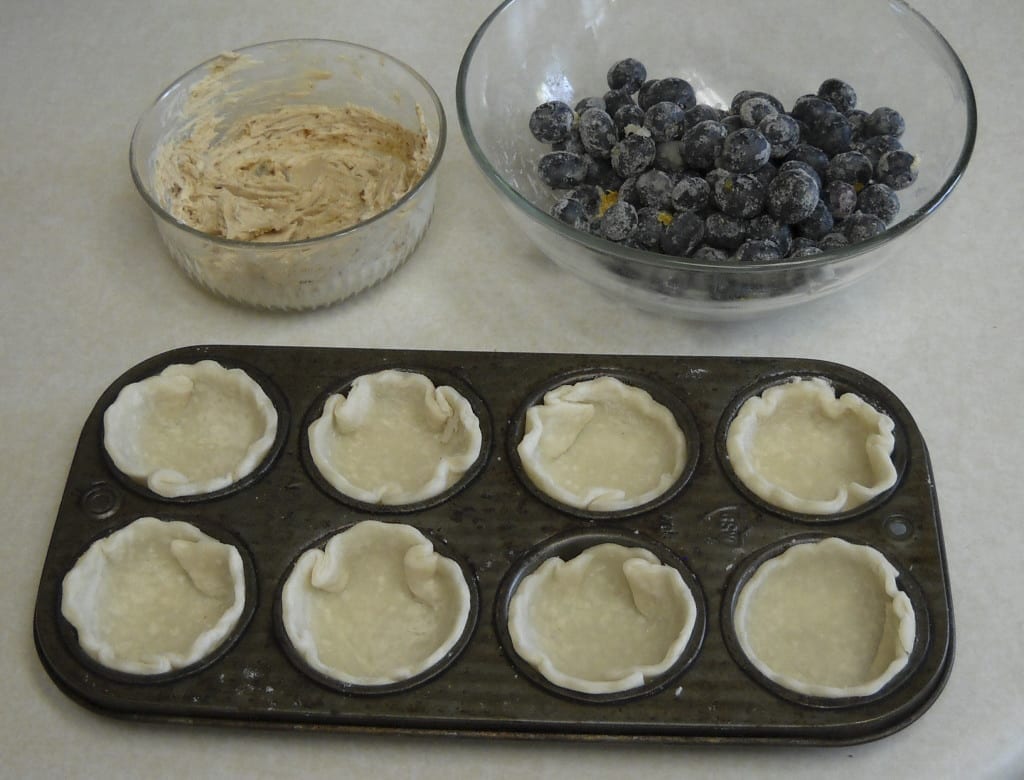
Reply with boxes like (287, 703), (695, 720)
(273, 521), (480, 696)
(494, 527), (707, 704)
(507, 368), (700, 521)
(720, 532), (929, 709)
(715, 370), (909, 524)
(300, 366), (491, 513)
(56, 516), (258, 685)
(99, 356), (290, 504)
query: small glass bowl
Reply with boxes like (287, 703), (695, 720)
(130, 39), (446, 310)
(456, 0), (976, 320)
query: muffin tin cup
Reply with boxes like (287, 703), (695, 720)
(34, 345), (953, 744)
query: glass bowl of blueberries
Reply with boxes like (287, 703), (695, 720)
(456, 0), (976, 320)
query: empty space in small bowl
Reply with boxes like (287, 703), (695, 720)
(726, 536), (920, 702)
(277, 520), (476, 691)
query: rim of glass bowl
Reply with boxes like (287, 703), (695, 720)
(130, 38), (447, 250)
(455, 0), (977, 276)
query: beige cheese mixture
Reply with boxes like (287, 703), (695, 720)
(154, 101), (431, 242)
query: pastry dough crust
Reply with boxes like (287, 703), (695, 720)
(307, 370), (482, 505)
(726, 377), (897, 514)
(60, 516), (247, 675)
(517, 377), (686, 511)
(280, 521), (471, 686)
(103, 360), (278, 498)
(733, 537), (916, 698)
(507, 543), (698, 694)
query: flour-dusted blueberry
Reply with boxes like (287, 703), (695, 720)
(603, 89), (636, 118)
(671, 172), (711, 212)
(552, 131), (586, 156)
(739, 96), (779, 129)
(600, 200), (639, 241)
(610, 130), (656, 177)
(847, 109), (869, 140)
(791, 245), (824, 257)
(824, 179), (858, 220)
(858, 182), (901, 223)
(876, 149), (918, 190)
(607, 58), (648, 94)
(778, 159), (821, 189)
(784, 143), (830, 179)
(767, 167), (820, 223)
(613, 103), (646, 134)
(575, 95), (606, 114)
(718, 128), (771, 173)
(818, 231), (850, 249)
(730, 90), (785, 115)
(550, 196), (589, 230)
(684, 103), (724, 129)
(748, 214), (793, 256)
(640, 77), (697, 110)
(758, 113), (801, 159)
(803, 110), (852, 156)
(529, 100), (576, 144)
(644, 101), (687, 142)
(568, 184), (604, 217)
(817, 78), (857, 113)
(734, 238), (783, 263)
(789, 236), (819, 254)
(826, 150), (873, 189)
(636, 168), (675, 210)
(654, 140), (686, 172)
(842, 210), (887, 242)
(660, 210), (705, 256)
(635, 206), (666, 248)
(692, 245), (729, 262)
(854, 134), (904, 166)
(705, 211), (749, 250)
(721, 114), (746, 133)
(712, 171), (766, 218)
(795, 199), (834, 240)
(681, 119), (728, 171)
(751, 161), (779, 189)
(537, 150), (589, 189)
(616, 175), (641, 206)
(578, 107), (619, 159)
(865, 106), (906, 138)
(791, 94), (837, 126)
(584, 155), (623, 190)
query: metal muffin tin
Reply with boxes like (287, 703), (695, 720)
(34, 345), (954, 744)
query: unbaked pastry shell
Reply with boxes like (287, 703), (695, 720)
(726, 377), (897, 515)
(733, 537), (916, 699)
(517, 376), (687, 512)
(60, 516), (247, 675)
(507, 543), (698, 694)
(103, 360), (278, 498)
(307, 369), (482, 505)
(280, 520), (472, 686)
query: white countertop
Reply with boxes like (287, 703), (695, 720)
(3, 1), (1022, 777)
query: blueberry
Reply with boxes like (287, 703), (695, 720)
(681, 119), (728, 171)
(671, 173), (711, 212)
(784, 143), (830, 179)
(552, 132), (586, 156)
(653, 140), (686, 172)
(607, 58), (648, 94)
(603, 89), (636, 118)
(803, 110), (852, 156)
(578, 108), (618, 159)
(639, 77), (696, 110)
(704, 212), (749, 251)
(789, 236), (820, 254)
(846, 109), (869, 139)
(537, 150), (589, 188)
(610, 131), (656, 177)
(826, 150), (873, 189)
(613, 103), (646, 134)
(842, 210), (887, 242)
(575, 95), (606, 114)
(865, 106), (906, 138)
(857, 182), (900, 223)
(660, 210), (705, 256)
(600, 200), (638, 241)
(730, 90), (784, 115)
(529, 100), (576, 144)
(817, 78), (857, 113)
(818, 232), (850, 250)
(635, 168), (674, 209)
(739, 96), (779, 128)
(636, 79), (659, 110)
(790, 94), (836, 126)
(734, 239), (783, 263)
(751, 161), (778, 190)
(824, 180), (858, 220)
(876, 149), (918, 190)
(721, 114), (746, 133)
(854, 134), (903, 166)
(718, 128), (771, 173)
(692, 245), (729, 262)
(767, 168), (820, 223)
(778, 159), (821, 190)
(584, 155), (623, 190)
(712, 171), (766, 218)
(567, 184), (604, 217)
(635, 206), (666, 248)
(616, 175), (640, 205)
(683, 103), (724, 129)
(644, 101), (687, 142)
(795, 198), (834, 240)
(550, 197), (588, 229)
(748, 214), (793, 256)
(758, 113), (801, 159)
(790, 245), (823, 258)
